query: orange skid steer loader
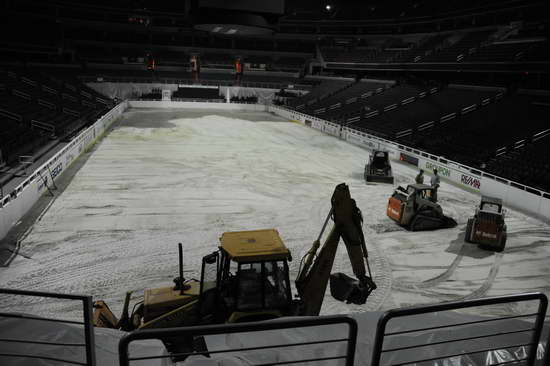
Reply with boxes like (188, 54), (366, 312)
(387, 184), (457, 231)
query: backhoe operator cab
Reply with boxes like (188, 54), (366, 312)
(94, 230), (293, 332)
(216, 229), (293, 323)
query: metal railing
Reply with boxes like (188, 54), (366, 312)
(119, 315), (358, 366)
(0, 288), (96, 366)
(370, 292), (548, 366)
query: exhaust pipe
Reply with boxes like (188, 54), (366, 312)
(178, 243), (184, 295)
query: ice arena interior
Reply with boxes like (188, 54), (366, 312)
(0, 1), (549, 365)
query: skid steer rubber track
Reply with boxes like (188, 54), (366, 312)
(410, 208), (457, 231)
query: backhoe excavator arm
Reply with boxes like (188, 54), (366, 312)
(295, 183), (376, 316)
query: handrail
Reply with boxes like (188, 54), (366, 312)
(0, 288), (96, 366)
(0, 108), (22, 122)
(31, 119), (55, 133)
(119, 315), (358, 366)
(370, 292), (547, 366)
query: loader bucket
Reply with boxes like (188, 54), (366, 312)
(366, 174), (394, 184)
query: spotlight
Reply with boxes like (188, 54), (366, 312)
(325, 4), (332, 11)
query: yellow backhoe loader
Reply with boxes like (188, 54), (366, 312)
(93, 183), (376, 356)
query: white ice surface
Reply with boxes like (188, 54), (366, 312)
(1, 109), (549, 320)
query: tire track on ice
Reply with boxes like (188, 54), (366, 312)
(362, 240), (392, 311)
(459, 252), (503, 301)
(394, 241), (466, 290)
(394, 251), (504, 304)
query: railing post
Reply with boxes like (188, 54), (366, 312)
(82, 296), (97, 366)
(118, 335), (130, 366)
(345, 318), (358, 366)
(544, 327), (550, 366)
(528, 295), (547, 366)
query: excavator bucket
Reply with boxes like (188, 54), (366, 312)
(329, 273), (375, 305)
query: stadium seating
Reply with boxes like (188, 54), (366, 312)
(319, 30), (548, 65)
(467, 41), (535, 62)
(0, 67), (112, 167)
(287, 79), (352, 110)
(521, 41), (550, 61)
(140, 88), (162, 100)
(230, 95), (258, 104)
(274, 57), (307, 71)
(421, 30), (495, 62)
(402, 91), (549, 168)
(202, 53), (234, 68)
(321, 84), (430, 122)
(172, 87), (223, 101)
(305, 81), (390, 115)
(348, 86), (497, 138)
(398, 34), (450, 62)
(322, 47), (376, 63)
(322, 43), (412, 64)
(484, 134), (550, 191)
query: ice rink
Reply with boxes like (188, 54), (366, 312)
(1, 108), (549, 320)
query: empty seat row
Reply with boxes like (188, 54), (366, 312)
(404, 92), (549, 168)
(349, 87), (497, 137)
(0, 67), (112, 168)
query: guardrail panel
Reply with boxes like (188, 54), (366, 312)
(0, 288), (96, 366)
(119, 315), (358, 366)
(370, 292), (547, 366)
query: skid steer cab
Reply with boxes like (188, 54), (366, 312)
(387, 184), (457, 231)
(465, 196), (507, 252)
